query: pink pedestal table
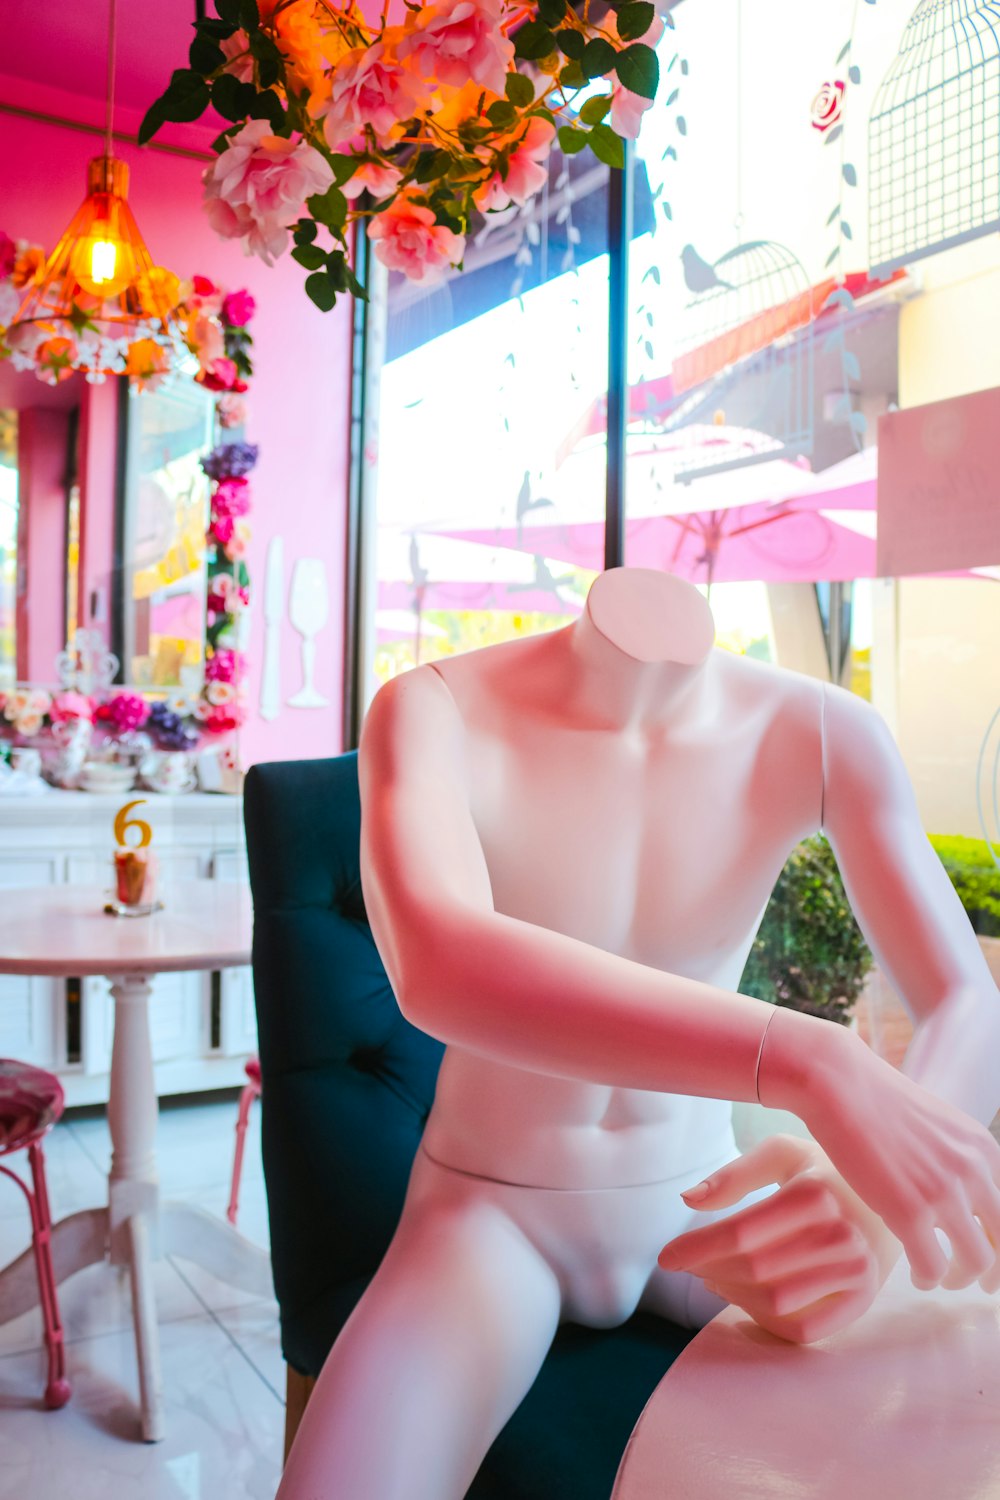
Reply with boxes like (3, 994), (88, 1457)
(0, 883), (272, 1442)
(612, 1260), (1000, 1499)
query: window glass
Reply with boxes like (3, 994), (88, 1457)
(362, 151), (617, 706)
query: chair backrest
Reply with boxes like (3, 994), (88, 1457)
(244, 753), (444, 1374)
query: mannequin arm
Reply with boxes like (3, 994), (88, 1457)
(359, 665), (821, 1103)
(758, 685), (1000, 1289)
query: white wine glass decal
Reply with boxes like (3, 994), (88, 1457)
(287, 557), (330, 709)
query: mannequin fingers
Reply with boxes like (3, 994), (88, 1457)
(663, 1174), (840, 1272)
(704, 1277), (875, 1346)
(680, 1218), (870, 1288)
(937, 1188), (996, 1291)
(972, 1194), (1000, 1294)
(680, 1135), (817, 1212)
(900, 1215), (950, 1291)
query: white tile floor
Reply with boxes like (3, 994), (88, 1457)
(0, 1096), (284, 1500)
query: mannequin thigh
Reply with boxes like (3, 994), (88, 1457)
(277, 1193), (563, 1500)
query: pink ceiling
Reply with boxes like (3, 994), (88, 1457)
(4, 0), (198, 114)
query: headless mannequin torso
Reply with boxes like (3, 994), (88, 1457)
(278, 569), (1000, 1500)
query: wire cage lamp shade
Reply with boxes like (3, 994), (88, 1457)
(869, 0), (1000, 276)
(9, 155), (180, 383)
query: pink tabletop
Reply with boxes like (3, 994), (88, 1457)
(612, 1261), (1000, 1500)
(0, 883), (253, 977)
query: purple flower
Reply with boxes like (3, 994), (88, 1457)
(201, 442), (259, 481)
(148, 701), (199, 751)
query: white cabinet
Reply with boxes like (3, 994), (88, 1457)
(0, 790), (256, 1105)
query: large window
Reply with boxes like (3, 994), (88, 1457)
(360, 0), (1000, 862)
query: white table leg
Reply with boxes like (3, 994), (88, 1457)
(161, 1202), (273, 1299)
(107, 974), (160, 1263)
(0, 1209), (107, 1324)
(106, 972), (164, 1442)
(125, 1211), (165, 1443)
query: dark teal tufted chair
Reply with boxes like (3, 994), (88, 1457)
(244, 751), (694, 1497)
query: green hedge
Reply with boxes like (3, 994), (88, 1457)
(739, 836), (872, 1026)
(740, 833), (1000, 1025)
(927, 835), (1000, 938)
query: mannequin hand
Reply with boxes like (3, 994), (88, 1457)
(659, 1135), (901, 1344)
(795, 1031), (1000, 1294)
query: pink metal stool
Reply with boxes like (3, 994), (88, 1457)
(227, 1056), (262, 1227)
(0, 1059), (71, 1409)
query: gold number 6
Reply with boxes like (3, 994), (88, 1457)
(114, 799), (153, 849)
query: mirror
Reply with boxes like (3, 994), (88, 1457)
(116, 377), (216, 689)
(0, 357), (214, 694)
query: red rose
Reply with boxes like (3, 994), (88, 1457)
(811, 80), (845, 133)
(192, 275), (217, 296)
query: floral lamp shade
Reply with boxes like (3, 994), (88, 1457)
(869, 0), (1000, 276)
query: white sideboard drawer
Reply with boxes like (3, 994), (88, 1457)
(0, 854), (61, 887)
(219, 966), (258, 1056)
(0, 974), (57, 1066)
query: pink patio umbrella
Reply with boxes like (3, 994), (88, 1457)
(432, 449), (879, 588)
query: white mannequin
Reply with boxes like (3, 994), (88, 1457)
(278, 568), (1000, 1500)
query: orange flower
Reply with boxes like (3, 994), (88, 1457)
(35, 336), (77, 383)
(266, 0), (363, 115)
(12, 244), (45, 289)
(432, 78), (501, 130)
(125, 338), (170, 387)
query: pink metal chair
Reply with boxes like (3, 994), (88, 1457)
(227, 1056), (262, 1227)
(0, 1059), (71, 1409)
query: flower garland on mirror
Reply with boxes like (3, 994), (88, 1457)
(139, 0), (667, 308)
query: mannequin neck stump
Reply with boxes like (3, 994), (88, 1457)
(584, 569), (715, 666)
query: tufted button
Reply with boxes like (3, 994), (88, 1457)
(0, 1059), (65, 1155)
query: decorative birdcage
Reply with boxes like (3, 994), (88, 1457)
(665, 238), (815, 483)
(869, 0), (1000, 277)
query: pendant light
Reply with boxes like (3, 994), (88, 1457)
(9, 0), (180, 380)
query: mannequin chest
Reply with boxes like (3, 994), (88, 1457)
(463, 707), (820, 975)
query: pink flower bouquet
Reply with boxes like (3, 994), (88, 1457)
(139, 0), (664, 309)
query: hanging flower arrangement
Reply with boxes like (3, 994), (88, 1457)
(139, 0), (666, 309)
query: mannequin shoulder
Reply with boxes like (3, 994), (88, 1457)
(360, 665), (469, 778)
(712, 649), (825, 729)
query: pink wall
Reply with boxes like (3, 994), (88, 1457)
(16, 407), (70, 681)
(0, 93), (353, 762)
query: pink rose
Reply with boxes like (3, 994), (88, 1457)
(98, 691), (150, 735)
(216, 393), (248, 429)
(474, 117), (555, 211)
(212, 476), (251, 519)
(321, 42), (432, 149)
(220, 30), (255, 83)
(189, 313), (225, 368)
(224, 521), (252, 562)
(0, 231), (15, 281)
(398, 0), (515, 96)
(342, 161), (405, 201)
(203, 121), (335, 265)
(210, 513), (236, 546)
(200, 356), (240, 391)
(208, 574), (249, 616)
(50, 691), (96, 724)
(368, 197), (465, 282)
(610, 85), (654, 140)
(222, 288), (256, 326)
(205, 648), (247, 684)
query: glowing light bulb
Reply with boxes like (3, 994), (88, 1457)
(69, 217), (136, 299)
(90, 239), (119, 286)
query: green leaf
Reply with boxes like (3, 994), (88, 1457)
(196, 17), (238, 39)
(160, 69), (212, 123)
(211, 72), (255, 120)
(138, 98), (168, 146)
(210, 128), (236, 153)
(307, 183), (348, 229)
(824, 123), (843, 147)
(557, 125), (588, 154)
(537, 0), (567, 23)
(841, 220), (853, 239)
(292, 244), (328, 270)
(215, 0), (241, 21)
(666, 86), (679, 106)
(330, 153), (360, 185)
(514, 21), (556, 59)
(189, 34), (224, 73)
(505, 72), (536, 107)
(239, 0), (259, 28)
(615, 1), (655, 41)
(579, 93), (612, 125)
(836, 39), (851, 64)
(588, 122), (625, 169)
(555, 27), (585, 59)
(848, 64), (861, 84)
(614, 43), (659, 100)
(582, 37), (616, 78)
(559, 60), (586, 88)
(487, 99), (518, 128)
(246, 89), (286, 130)
(343, 264), (368, 301)
(842, 162), (857, 186)
(413, 148), (451, 183)
(305, 271), (337, 312)
(294, 217), (318, 243)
